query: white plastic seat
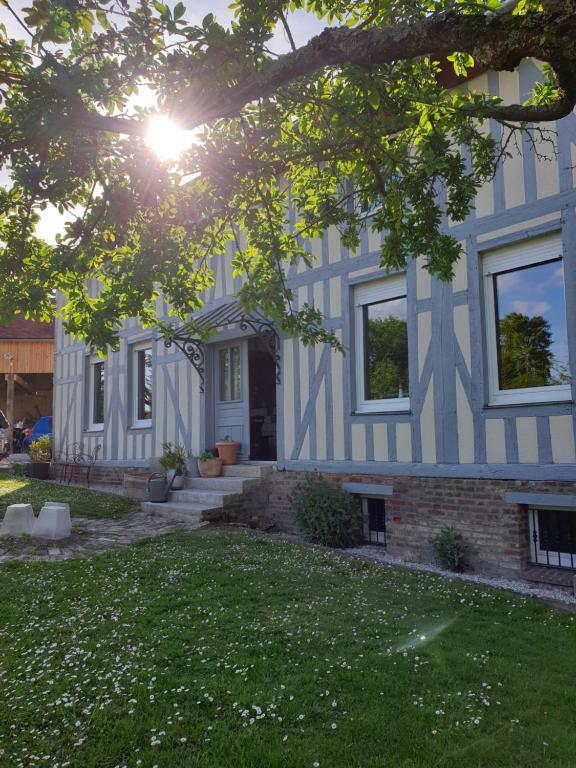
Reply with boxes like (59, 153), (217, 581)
(32, 503), (71, 540)
(1, 504), (35, 536)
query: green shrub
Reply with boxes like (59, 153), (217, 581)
(430, 527), (469, 572)
(11, 463), (27, 479)
(159, 442), (186, 472)
(28, 435), (52, 462)
(292, 479), (362, 548)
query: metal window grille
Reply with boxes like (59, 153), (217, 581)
(363, 498), (386, 546)
(530, 507), (576, 570)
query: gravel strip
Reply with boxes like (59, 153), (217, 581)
(344, 545), (576, 607)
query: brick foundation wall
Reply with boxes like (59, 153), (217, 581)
(263, 469), (576, 578)
(53, 463), (149, 487)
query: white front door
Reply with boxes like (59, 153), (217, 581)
(213, 340), (250, 458)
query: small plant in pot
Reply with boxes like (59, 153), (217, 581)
(26, 434), (52, 480)
(159, 442), (186, 489)
(197, 450), (222, 478)
(216, 435), (239, 465)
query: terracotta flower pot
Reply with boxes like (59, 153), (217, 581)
(216, 441), (240, 465)
(197, 458), (223, 478)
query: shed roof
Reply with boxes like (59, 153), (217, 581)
(0, 317), (54, 340)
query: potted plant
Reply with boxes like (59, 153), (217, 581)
(26, 434), (52, 480)
(197, 450), (222, 478)
(216, 435), (240, 465)
(159, 442), (186, 489)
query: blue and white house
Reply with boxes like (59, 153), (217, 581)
(53, 61), (576, 583)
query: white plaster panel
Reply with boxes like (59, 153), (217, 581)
(351, 423), (366, 461)
(299, 341), (310, 419)
(550, 415), (576, 464)
(331, 336), (345, 460)
(485, 419), (506, 463)
(299, 430), (310, 461)
(417, 312), (432, 377)
(453, 304), (471, 373)
(535, 131), (559, 200)
(420, 379), (435, 463)
(396, 422), (412, 463)
(368, 225), (381, 253)
(316, 378), (327, 461)
(452, 244), (468, 291)
(477, 211), (560, 243)
(499, 71), (525, 210)
(516, 417), (539, 463)
(330, 277), (341, 318)
(313, 280), (324, 315)
(456, 374), (474, 464)
(328, 225), (341, 263)
(373, 422), (388, 462)
(416, 257), (431, 300)
(283, 341), (295, 458)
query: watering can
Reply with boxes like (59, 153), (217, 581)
(147, 469), (178, 503)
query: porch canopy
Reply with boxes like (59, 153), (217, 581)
(164, 301), (280, 393)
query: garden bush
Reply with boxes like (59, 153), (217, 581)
(430, 526), (469, 572)
(292, 478), (362, 548)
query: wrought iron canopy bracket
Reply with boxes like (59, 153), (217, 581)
(164, 303), (281, 394)
(166, 334), (206, 392)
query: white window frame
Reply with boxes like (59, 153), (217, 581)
(87, 355), (105, 431)
(483, 234), (571, 406)
(131, 341), (153, 428)
(529, 506), (576, 570)
(354, 274), (410, 414)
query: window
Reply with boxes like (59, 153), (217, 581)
(132, 343), (153, 427)
(529, 507), (576, 570)
(219, 346), (241, 401)
(483, 234), (571, 405)
(88, 357), (105, 429)
(355, 275), (410, 413)
(362, 498), (387, 546)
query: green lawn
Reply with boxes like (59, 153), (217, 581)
(0, 477), (138, 520)
(0, 532), (574, 768)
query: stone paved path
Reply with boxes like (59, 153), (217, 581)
(0, 510), (206, 562)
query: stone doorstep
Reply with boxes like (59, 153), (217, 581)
(522, 564), (575, 589)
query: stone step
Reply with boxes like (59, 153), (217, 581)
(221, 463), (273, 479)
(141, 501), (211, 523)
(169, 488), (240, 506)
(184, 476), (259, 492)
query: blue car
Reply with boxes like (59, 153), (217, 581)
(23, 416), (53, 453)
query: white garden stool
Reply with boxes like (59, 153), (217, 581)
(1, 504), (36, 536)
(32, 502), (71, 540)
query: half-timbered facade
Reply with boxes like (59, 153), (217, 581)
(53, 61), (576, 582)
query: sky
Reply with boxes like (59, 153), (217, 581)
(0, 0), (326, 242)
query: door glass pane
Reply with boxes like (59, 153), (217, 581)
(219, 349), (231, 401)
(92, 361), (105, 424)
(137, 348), (153, 420)
(494, 259), (569, 390)
(231, 346), (241, 400)
(364, 296), (408, 400)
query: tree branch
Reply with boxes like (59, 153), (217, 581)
(10, 9), (576, 136)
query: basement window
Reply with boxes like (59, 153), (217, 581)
(362, 497), (387, 546)
(529, 507), (576, 570)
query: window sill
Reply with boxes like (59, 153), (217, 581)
(353, 410), (412, 417)
(129, 423), (153, 431)
(485, 397), (573, 410)
(355, 398), (410, 415)
(83, 426), (104, 433)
